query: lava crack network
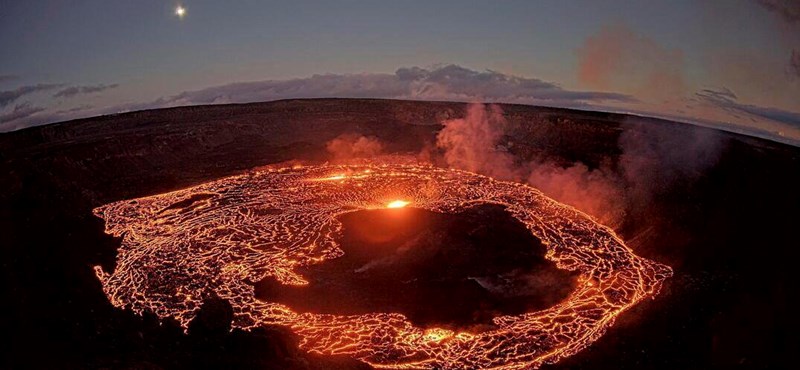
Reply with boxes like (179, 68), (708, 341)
(93, 162), (672, 369)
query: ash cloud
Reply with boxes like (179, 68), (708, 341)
(0, 83), (63, 108)
(578, 23), (686, 102)
(433, 103), (724, 228)
(54, 83), (119, 98)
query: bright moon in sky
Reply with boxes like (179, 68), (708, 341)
(175, 5), (186, 19)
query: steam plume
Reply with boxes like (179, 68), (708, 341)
(434, 103), (724, 228)
(436, 103), (521, 181)
(326, 133), (384, 162)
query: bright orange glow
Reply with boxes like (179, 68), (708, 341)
(386, 200), (409, 208)
(423, 328), (453, 342)
(93, 161), (672, 369)
(317, 174), (347, 181)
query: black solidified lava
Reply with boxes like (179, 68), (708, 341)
(255, 204), (578, 331)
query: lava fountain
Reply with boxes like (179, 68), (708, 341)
(93, 161), (672, 369)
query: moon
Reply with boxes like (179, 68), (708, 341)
(175, 5), (186, 19)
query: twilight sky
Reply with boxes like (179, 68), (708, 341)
(1, 0), (799, 144)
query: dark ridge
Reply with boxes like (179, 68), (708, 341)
(255, 204), (578, 331)
(3, 98), (792, 208)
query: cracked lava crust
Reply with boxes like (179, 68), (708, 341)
(93, 161), (672, 369)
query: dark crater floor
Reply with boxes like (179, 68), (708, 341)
(255, 204), (578, 331)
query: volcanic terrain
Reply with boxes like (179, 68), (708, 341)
(2, 99), (797, 369)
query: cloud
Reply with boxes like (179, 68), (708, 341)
(55, 104), (94, 114)
(577, 23), (686, 102)
(756, 0), (800, 23)
(53, 83), (119, 98)
(157, 64), (636, 109)
(0, 83), (63, 108)
(697, 87), (737, 101)
(0, 102), (45, 124)
(395, 65), (636, 104)
(0, 74), (18, 83)
(164, 73), (407, 105)
(697, 88), (800, 127)
(0, 65), (637, 132)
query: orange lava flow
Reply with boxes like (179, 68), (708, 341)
(93, 162), (672, 369)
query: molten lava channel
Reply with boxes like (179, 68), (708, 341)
(93, 162), (672, 369)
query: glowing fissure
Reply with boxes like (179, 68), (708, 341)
(93, 162), (671, 369)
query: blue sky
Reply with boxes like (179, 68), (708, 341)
(1, 0), (799, 144)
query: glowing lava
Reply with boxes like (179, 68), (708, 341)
(387, 200), (410, 208)
(93, 161), (671, 369)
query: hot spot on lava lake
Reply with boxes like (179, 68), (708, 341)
(93, 161), (671, 369)
(386, 200), (410, 208)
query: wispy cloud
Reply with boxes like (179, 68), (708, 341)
(53, 83), (119, 98)
(697, 87), (800, 127)
(0, 83), (63, 108)
(55, 104), (93, 114)
(0, 102), (45, 124)
(0, 74), (18, 83)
